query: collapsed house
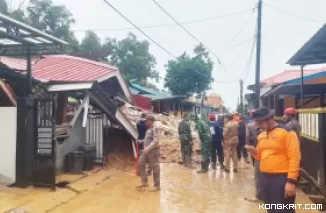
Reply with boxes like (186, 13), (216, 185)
(0, 54), (139, 189)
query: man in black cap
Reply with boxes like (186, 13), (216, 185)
(246, 107), (301, 213)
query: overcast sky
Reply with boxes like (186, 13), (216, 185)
(12, 0), (326, 110)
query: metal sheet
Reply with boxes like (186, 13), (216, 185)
(86, 114), (104, 163)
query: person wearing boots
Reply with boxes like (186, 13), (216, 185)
(223, 114), (239, 173)
(209, 114), (224, 169)
(194, 114), (211, 173)
(178, 113), (193, 168)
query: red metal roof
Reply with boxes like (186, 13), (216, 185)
(33, 55), (118, 82)
(0, 56), (27, 71)
(0, 55), (119, 82)
(261, 67), (326, 86)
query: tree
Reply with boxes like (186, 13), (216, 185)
(79, 31), (103, 58)
(164, 43), (214, 97)
(103, 33), (159, 83)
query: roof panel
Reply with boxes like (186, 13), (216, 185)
(287, 24), (326, 65)
(0, 55), (120, 82)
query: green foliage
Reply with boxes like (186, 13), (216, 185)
(164, 43), (214, 96)
(104, 33), (159, 82)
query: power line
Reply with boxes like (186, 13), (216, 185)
(242, 36), (256, 84)
(71, 8), (254, 32)
(152, 0), (232, 75)
(102, 0), (176, 59)
(264, 3), (323, 25)
(223, 8), (256, 49)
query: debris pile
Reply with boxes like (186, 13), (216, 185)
(121, 104), (201, 164)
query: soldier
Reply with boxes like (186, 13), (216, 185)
(223, 114), (239, 173)
(136, 114), (161, 192)
(193, 114), (211, 173)
(178, 113), (193, 168)
(284, 107), (301, 140)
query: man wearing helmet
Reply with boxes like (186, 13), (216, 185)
(284, 107), (301, 139)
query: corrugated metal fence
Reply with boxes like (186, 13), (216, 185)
(86, 114), (105, 163)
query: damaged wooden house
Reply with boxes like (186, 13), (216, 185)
(0, 11), (138, 190)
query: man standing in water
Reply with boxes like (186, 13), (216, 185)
(178, 113), (193, 168)
(246, 107), (301, 213)
(223, 114), (239, 173)
(136, 114), (161, 192)
(194, 114), (211, 173)
(209, 114), (224, 169)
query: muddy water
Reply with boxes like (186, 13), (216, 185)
(49, 163), (267, 213)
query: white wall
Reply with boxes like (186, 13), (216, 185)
(0, 107), (17, 184)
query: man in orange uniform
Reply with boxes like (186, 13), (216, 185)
(246, 107), (301, 213)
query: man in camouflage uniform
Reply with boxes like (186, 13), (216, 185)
(178, 113), (193, 168)
(193, 114), (212, 173)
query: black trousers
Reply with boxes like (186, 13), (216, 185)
(211, 141), (224, 164)
(261, 173), (295, 213)
(237, 136), (248, 159)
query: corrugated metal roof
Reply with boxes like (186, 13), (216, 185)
(0, 55), (119, 82)
(0, 57), (27, 71)
(261, 67), (326, 86)
(32, 55), (118, 82)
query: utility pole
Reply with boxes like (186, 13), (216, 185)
(240, 79), (244, 114)
(255, 0), (263, 108)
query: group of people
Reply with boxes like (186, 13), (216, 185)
(134, 107), (302, 213)
(178, 112), (251, 173)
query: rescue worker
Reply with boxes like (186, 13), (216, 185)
(136, 114), (161, 192)
(246, 107), (301, 213)
(194, 114), (211, 173)
(178, 113), (193, 168)
(245, 111), (263, 202)
(209, 114), (224, 169)
(284, 107), (301, 139)
(223, 114), (239, 173)
(136, 113), (152, 175)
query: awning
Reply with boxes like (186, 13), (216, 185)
(287, 24), (326, 66)
(262, 83), (326, 97)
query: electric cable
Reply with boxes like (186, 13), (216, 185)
(103, 0), (177, 59)
(72, 8), (255, 32)
(152, 0), (232, 76)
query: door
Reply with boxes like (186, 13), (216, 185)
(33, 98), (56, 190)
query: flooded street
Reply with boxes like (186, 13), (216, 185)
(44, 163), (316, 213)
